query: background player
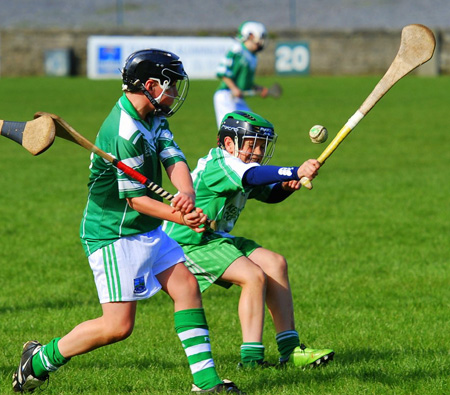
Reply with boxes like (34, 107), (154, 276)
(163, 110), (334, 369)
(12, 49), (243, 394)
(213, 21), (269, 128)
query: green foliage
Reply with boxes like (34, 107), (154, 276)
(0, 75), (449, 394)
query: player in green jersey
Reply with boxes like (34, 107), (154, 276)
(163, 110), (334, 369)
(12, 49), (243, 394)
(213, 21), (270, 128)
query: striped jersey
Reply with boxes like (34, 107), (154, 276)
(216, 41), (258, 92)
(80, 93), (187, 256)
(164, 147), (273, 245)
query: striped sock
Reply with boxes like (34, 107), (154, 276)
(276, 330), (301, 362)
(240, 342), (265, 366)
(31, 338), (70, 378)
(174, 308), (222, 390)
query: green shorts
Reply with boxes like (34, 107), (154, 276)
(181, 235), (261, 292)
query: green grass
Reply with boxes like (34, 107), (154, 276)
(0, 75), (449, 394)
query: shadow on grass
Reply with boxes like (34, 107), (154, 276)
(0, 297), (98, 315)
(2, 348), (447, 394)
(78, 354), (181, 371)
(336, 348), (448, 384)
(211, 347), (449, 393)
(246, 348), (448, 390)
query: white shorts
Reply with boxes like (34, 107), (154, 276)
(88, 226), (185, 303)
(213, 90), (251, 129)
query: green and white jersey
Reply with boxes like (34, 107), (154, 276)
(80, 93), (187, 256)
(216, 42), (258, 92)
(164, 147), (272, 246)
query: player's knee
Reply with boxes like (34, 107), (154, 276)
(269, 254), (288, 278)
(184, 272), (202, 296)
(104, 322), (135, 343)
(248, 266), (267, 289)
(172, 271), (202, 304)
(114, 326), (134, 342)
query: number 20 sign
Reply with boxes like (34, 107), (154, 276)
(275, 42), (310, 75)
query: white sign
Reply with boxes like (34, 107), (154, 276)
(87, 36), (235, 80)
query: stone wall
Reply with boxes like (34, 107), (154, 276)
(440, 30), (450, 74)
(1, 28), (448, 77)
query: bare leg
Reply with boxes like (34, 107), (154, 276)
(221, 256), (267, 343)
(157, 262), (203, 311)
(58, 301), (137, 358)
(249, 248), (295, 333)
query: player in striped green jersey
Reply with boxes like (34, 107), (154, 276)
(164, 111), (334, 370)
(12, 50), (243, 394)
(213, 21), (270, 128)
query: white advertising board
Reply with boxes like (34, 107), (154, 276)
(87, 36), (235, 80)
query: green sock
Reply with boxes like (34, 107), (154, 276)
(240, 342), (265, 366)
(276, 330), (300, 362)
(174, 308), (222, 390)
(32, 338), (70, 378)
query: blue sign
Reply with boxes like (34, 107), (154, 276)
(275, 42), (310, 75)
(97, 46), (122, 75)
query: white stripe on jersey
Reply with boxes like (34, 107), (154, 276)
(160, 146), (184, 161)
(158, 129), (173, 141)
(119, 154), (144, 170)
(118, 200), (129, 237)
(221, 149), (259, 178)
(191, 151), (211, 193)
(118, 178), (145, 192)
(132, 133), (140, 145)
(81, 167), (110, 255)
(118, 111), (142, 141)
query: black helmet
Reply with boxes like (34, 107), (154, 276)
(218, 111), (277, 164)
(121, 49), (189, 117)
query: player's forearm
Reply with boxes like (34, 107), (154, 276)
(166, 161), (195, 197)
(126, 196), (185, 225)
(166, 161), (196, 213)
(221, 76), (236, 90)
(222, 77), (241, 96)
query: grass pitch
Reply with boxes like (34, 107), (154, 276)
(0, 75), (449, 394)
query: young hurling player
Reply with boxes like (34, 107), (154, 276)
(213, 21), (269, 129)
(163, 111), (334, 369)
(12, 49), (243, 394)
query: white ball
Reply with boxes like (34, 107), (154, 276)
(309, 125), (328, 144)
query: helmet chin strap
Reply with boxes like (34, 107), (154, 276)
(141, 80), (171, 115)
(234, 136), (240, 158)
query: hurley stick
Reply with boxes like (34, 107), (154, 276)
(34, 111), (216, 230)
(243, 83), (283, 98)
(0, 115), (55, 155)
(301, 24), (436, 189)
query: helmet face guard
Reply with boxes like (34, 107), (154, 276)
(144, 73), (189, 117)
(218, 111), (277, 165)
(237, 131), (276, 164)
(121, 49), (189, 117)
